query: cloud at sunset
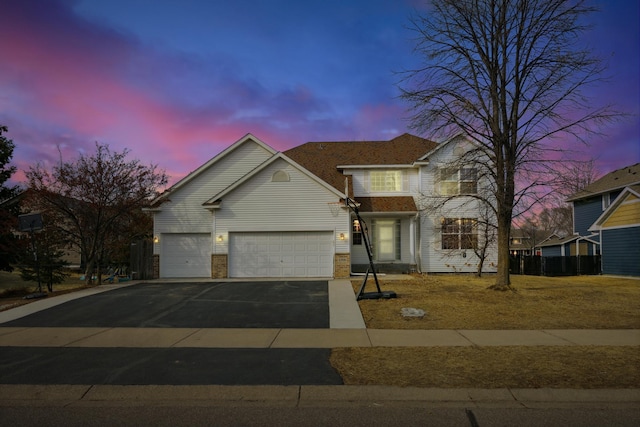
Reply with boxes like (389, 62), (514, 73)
(0, 0), (637, 187)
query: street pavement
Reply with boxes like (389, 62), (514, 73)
(0, 278), (638, 426)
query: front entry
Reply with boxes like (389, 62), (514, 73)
(375, 219), (397, 261)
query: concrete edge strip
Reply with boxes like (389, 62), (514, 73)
(1, 385), (638, 405)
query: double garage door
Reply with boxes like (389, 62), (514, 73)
(161, 231), (334, 278)
(229, 231), (334, 278)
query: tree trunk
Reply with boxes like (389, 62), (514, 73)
(491, 208), (512, 290)
(84, 259), (95, 285)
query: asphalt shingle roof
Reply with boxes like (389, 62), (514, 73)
(567, 163), (640, 201)
(284, 133), (438, 195)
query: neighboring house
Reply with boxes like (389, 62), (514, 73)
(540, 163), (640, 276)
(0, 190), (82, 269)
(509, 228), (555, 256)
(588, 185), (640, 276)
(147, 133), (497, 279)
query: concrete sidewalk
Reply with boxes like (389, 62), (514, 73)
(0, 326), (638, 348)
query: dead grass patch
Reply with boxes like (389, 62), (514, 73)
(354, 275), (640, 329)
(0, 271), (92, 311)
(331, 346), (640, 388)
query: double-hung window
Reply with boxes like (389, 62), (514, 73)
(439, 167), (477, 195)
(441, 218), (478, 250)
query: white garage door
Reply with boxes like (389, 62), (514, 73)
(160, 233), (211, 278)
(229, 231), (334, 278)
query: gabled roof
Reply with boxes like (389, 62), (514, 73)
(567, 163), (640, 202)
(538, 234), (580, 247)
(284, 133), (438, 193)
(589, 185), (640, 231)
(202, 152), (345, 207)
(417, 132), (468, 161)
(150, 133), (276, 206)
(538, 233), (600, 247)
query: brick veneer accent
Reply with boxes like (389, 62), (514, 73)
(334, 253), (351, 278)
(212, 254), (228, 279)
(153, 254), (159, 279)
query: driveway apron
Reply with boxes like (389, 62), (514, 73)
(2, 281), (329, 329)
(0, 281), (342, 386)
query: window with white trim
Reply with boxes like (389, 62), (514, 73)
(369, 170), (405, 192)
(441, 218), (478, 250)
(352, 219), (362, 245)
(439, 167), (477, 195)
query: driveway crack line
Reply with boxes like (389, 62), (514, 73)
(269, 329), (283, 348)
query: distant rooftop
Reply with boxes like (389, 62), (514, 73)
(566, 163), (640, 201)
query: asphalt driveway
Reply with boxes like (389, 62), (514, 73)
(2, 281), (329, 329)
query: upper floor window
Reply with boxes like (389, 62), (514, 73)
(369, 170), (405, 192)
(439, 167), (477, 195)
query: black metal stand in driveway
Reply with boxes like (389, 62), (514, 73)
(344, 197), (396, 301)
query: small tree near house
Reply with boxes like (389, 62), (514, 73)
(26, 143), (167, 285)
(19, 224), (70, 292)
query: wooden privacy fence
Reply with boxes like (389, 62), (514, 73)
(130, 239), (154, 280)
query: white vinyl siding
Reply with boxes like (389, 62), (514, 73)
(229, 232), (333, 277)
(213, 158), (349, 277)
(417, 136), (497, 273)
(214, 159), (348, 239)
(153, 141), (273, 236)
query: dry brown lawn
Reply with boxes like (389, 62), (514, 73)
(331, 346), (640, 389)
(332, 274), (640, 388)
(353, 274), (640, 329)
(0, 271), (91, 311)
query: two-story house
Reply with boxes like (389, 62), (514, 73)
(540, 163), (640, 276)
(147, 133), (496, 279)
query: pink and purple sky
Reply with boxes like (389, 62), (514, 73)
(1, 0), (638, 187)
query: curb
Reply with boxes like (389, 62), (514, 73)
(1, 385), (638, 408)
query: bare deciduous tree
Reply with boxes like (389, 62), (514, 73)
(401, 0), (615, 289)
(26, 143), (167, 284)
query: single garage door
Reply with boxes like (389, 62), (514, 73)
(229, 231), (334, 278)
(160, 233), (211, 278)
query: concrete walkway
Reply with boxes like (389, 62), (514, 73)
(1, 326), (639, 348)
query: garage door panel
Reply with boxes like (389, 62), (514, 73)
(230, 231), (334, 278)
(161, 233), (211, 278)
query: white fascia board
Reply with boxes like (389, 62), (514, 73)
(150, 133), (277, 205)
(338, 164), (416, 169)
(417, 132), (466, 161)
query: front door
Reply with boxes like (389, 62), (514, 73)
(375, 220), (396, 261)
